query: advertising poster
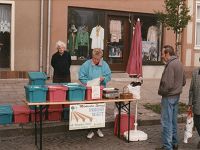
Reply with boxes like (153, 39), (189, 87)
(69, 103), (106, 130)
(142, 41), (158, 62)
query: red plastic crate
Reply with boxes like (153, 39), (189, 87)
(47, 85), (68, 102)
(85, 86), (104, 100)
(114, 114), (134, 136)
(12, 105), (30, 123)
(48, 105), (62, 121)
(48, 111), (62, 121)
(30, 108), (46, 122)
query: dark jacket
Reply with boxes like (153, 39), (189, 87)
(189, 68), (200, 115)
(158, 56), (186, 96)
(51, 51), (71, 76)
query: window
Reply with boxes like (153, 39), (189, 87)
(0, 4), (11, 68)
(133, 15), (162, 65)
(68, 7), (104, 63)
(68, 7), (163, 66)
(195, 2), (200, 48)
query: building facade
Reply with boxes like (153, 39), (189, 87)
(0, 0), (198, 79)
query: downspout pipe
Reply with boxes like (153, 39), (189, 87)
(39, 0), (44, 72)
(46, 0), (51, 77)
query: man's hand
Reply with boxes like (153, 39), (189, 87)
(188, 105), (192, 112)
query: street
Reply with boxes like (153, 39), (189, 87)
(0, 123), (199, 150)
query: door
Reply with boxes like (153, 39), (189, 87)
(104, 15), (131, 71)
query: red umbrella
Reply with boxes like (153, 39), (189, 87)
(126, 18), (142, 77)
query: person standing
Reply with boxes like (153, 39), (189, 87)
(79, 48), (111, 139)
(51, 40), (71, 83)
(156, 45), (186, 150)
(188, 65), (200, 149)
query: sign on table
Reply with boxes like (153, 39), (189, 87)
(69, 103), (106, 130)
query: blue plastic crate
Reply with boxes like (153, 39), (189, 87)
(25, 85), (48, 103)
(28, 72), (47, 85)
(67, 85), (86, 101)
(63, 107), (69, 121)
(0, 105), (13, 125)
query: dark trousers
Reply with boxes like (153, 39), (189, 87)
(194, 114), (200, 136)
(53, 74), (71, 83)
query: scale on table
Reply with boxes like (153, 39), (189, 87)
(123, 80), (148, 141)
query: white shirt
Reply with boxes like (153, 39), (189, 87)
(90, 26), (104, 49)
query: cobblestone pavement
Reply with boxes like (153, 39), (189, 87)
(0, 124), (199, 150)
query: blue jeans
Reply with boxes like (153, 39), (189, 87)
(161, 95), (179, 150)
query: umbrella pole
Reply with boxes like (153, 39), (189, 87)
(134, 99), (138, 131)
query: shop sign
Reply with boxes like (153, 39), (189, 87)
(69, 103), (106, 130)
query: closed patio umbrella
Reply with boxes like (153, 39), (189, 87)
(126, 18), (142, 77)
(124, 18), (147, 142)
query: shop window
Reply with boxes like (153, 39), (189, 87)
(68, 7), (105, 63)
(195, 2), (200, 48)
(133, 15), (162, 65)
(68, 7), (163, 66)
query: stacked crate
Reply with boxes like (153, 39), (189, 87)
(25, 72), (48, 121)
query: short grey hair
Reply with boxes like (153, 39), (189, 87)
(56, 40), (66, 49)
(92, 48), (103, 57)
(163, 45), (175, 56)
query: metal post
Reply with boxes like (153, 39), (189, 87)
(118, 102), (121, 138)
(128, 101), (130, 142)
(39, 105), (43, 150)
(35, 105), (37, 146)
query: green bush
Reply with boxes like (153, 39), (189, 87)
(143, 102), (187, 114)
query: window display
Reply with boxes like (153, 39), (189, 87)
(68, 8), (105, 61)
(68, 7), (162, 66)
(134, 15), (162, 64)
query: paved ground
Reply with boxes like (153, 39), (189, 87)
(0, 124), (199, 150)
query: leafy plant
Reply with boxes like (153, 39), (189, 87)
(155, 0), (191, 57)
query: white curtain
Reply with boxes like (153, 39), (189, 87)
(0, 5), (11, 33)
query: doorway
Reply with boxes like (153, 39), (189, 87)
(104, 15), (131, 71)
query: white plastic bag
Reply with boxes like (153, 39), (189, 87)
(183, 111), (194, 143)
(127, 84), (141, 99)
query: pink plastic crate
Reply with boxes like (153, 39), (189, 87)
(85, 86), (104, 100)
(47, 85), (68, 102)
(114, 114), (134, 136)
(48, 105), (62, 121)
(12, 105), (30, 123)
(30, 108), (46, 122)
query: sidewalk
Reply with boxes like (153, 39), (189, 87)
(0, 76), (191, 136)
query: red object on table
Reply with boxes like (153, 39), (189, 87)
(85, 86), (104, 100)
(47, 85), (68, 102)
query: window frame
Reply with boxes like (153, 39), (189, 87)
(195, 1), (200, 49)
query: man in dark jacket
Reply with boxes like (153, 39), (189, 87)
(156, 45), (186, 150)
(188, 66), (200, 149)
(51, 40), (71, 83)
